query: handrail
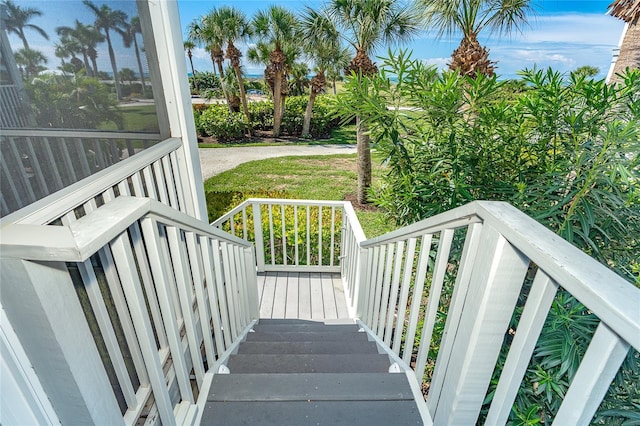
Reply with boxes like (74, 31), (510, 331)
(0, 138), (181, 226)
(1, 196), (250, 262)
(1, 129), (162, 140)
(354, 199), (640, 424)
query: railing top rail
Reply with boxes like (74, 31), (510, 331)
(0, 129), (162, 140)
(361, 200), (639, 350)
(0, 138), (181, 227)
(361, 202), (482, 248)
(211, 198), (349, 226)
(0, 196), (251, 263)
(342, 201), (366, 242)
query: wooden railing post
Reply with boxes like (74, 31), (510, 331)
(0, 258), (122, 424)
(428, 224), (529, 425)
(251, 201), (266, 272)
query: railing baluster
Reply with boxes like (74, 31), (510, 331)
(306, 206), (311, 266)
(392, 237), (417, 355)
(200, 236), (226, 358)
(152, 159), (170, 205)
(402, 234), (433, 364)
(252, 202), (266, 272)
(211, 240), (233, 349)
(161, 155), (179, 210)
(110, 232), (176, 426)
(242, 207), (248, 241)
(318, 206), (323, 266)
(414, 229), (454, 382)
(166, 227), (205, 387)
(220, 242), (239, 341)
(78, 259), (138, 409)
(364, 246), (380, 325)
(428, 222), (483, 412)
(140, 218), (194, 403)
(186, 232), (216, 372)
(376, 243), (395, 338)
(330, 207), (336, 267)
(553, 323), (630, 425)
(268, 204), (275, 266)
(294, 205), (299, 266)
(485, 270), (558, 424)
(281, 204), (287, 266)
(372, 245), (389, 329)
(384, 240), (405, 346)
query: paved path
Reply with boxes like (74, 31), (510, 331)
(198, 145), (357, 179)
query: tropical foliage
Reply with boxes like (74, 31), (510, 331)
(418, 0), (533, 77)
(336, 49), (639, 424)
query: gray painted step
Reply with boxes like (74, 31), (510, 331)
(237, 340), (379, 355)
(245, 330), (369, 342)
(208, 373), (415, 401)
(201, 400), (423, 425)
(252, 323), (359, 333)
(227, 354), (391, 373)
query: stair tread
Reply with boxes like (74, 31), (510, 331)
(208, 373), (414, 401)
(237, 340), (379, 354)
(227, 354), (391, 373)
(252, 323), (360, 333)
(201, 400), (423, 425)
(245, 331), (369, 342)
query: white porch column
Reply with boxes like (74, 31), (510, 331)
(140, 0), (208, 221)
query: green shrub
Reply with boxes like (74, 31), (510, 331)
(336, 50), (640, 424)
(199, 104), (247, 141)
(248, 100), (274, 130)
(282, 95), (339, 137)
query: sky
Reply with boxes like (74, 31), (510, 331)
(177, 0), (625, 80)
(5, 1), (625, 81)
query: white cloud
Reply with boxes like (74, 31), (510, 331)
(421, 57), (449, 70)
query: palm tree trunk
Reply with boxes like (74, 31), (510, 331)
(133, 36), (146, 88)
(302, 90), (317, 137)
(216, 59), (233, 113)
(81, 52), (92, 76)
(234, 65), (252, 136)
(273, 70), (283, 137)
(105, 30), (122, 100)
(332, 78), (337, 95)
(356, 116), (371, 204)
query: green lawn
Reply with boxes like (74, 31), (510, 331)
(203, 152), (394, 238)
(100, 104), (160, 133)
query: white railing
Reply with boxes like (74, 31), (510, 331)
(212, 198), (347, 273)
(1, 196), (259, 425)
(1, 137), (185, 226)
(0, 129), (162, 217)
(355, 200), (639, 425)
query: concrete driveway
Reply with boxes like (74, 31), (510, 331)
(199, 144), (357, 180)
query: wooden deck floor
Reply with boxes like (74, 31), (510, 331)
(257, 272), (350, 320)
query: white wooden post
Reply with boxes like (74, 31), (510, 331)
(0, 258), (122, 424)
(429, 224), (529, 425)
(252, 202), (266, 271)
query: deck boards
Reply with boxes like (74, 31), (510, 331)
(257, 272), (350, 320)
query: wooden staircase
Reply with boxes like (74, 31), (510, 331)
(201, 319), (424, 425)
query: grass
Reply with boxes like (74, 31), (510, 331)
(100, 104), (160, 133)
(203, 152), (395, 238)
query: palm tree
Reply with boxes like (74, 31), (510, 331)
(252, 5), (300, 137)
(300, 7), (348, 136)
(219, 6), (253, 135)
(14, 48), (47, 80)
(326, 49), (351, 94)
(191, 13), (233, 111)
(126, 17), (146, 89)
(419, 0), (532, 77)
(325, 0), (420, 203)
(83, 0), (128, 100)
(3, 0), (48, 50)
(608, 0), (640, 81)
(56, 21), (103, 77)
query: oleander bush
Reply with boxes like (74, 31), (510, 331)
(336, 50), (640, 424)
